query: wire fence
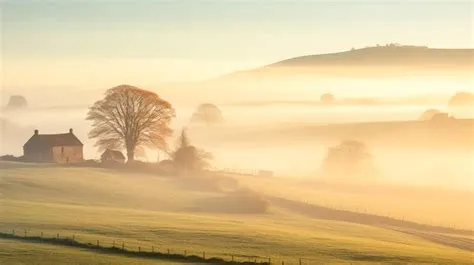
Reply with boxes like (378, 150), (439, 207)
(0, 228), (319, 265)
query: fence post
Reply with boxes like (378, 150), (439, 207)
(24, 229), (27, 238)
(231, 255), (234, 261)
(96, 240), (99, 247)
(167, 248), (170, 254)
(299, 258), (302, 265)
(152, 246), (155, 253)
(203, 251), (206, 259)
(41, 232), (43, 238)
(113, 241), (115, 248)
(184, 250), (186, 256)
(72, 235), (75, 241)
(57, 233), (59, 240)
(268, 257), (271, 264)
(12, 229), (15, 236)
(122, 242), (125, 250)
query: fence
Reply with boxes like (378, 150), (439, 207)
(0, 228), (313, 265)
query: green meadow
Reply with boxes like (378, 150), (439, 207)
(1, 162), (472, 264)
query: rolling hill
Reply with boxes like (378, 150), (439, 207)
(218, 45), (474, 80)
(1, 162), (473, 264)
(152, 45), (474, 105)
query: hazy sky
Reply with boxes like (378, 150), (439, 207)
(1, 0), (473, 90)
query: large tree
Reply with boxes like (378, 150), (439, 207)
(86, 85), (175, 163)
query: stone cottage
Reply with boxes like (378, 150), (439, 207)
(23, 128), (84, 163)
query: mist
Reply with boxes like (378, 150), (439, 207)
(2, 79), (473, 191)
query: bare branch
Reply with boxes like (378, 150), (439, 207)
(86, 85), (175, 162)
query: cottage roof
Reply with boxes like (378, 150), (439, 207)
(23, 129), (83, 148)
(101, 149), (126, 160)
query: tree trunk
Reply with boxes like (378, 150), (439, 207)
(126, 149), (135, 164)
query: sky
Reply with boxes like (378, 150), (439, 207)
(1, 0), (473, 91)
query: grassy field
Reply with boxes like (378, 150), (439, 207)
(1, 162), (473, 264)
(235, 175), (474, 230)
(0, 239), (191, 265)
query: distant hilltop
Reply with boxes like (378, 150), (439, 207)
(267, 44), (473, 68)
(154, 44), (473, 105)
(218, 45), (474, 80)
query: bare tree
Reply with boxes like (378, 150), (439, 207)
(86, 85), (175, 163)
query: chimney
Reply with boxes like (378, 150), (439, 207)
(69, 128), (73, 134)
(34, 129), (39, 135)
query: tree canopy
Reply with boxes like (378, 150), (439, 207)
(320, 93), (335, 104)
(86, 85), (175, 163)
(448, 91), (474, 107)
(322, 140), (377, 180)
(418, 109), (442, 121)
(447, 91), (474, 118)
(6, 95), (28, 110)
(190, 103), (224, 126)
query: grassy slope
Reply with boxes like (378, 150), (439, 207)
(0, 162), (472, 264)
(214, 47), (474, 81)
(235, 175), (474, 230)
(267, 47), (474, 67)
(0, 239), (189, 265)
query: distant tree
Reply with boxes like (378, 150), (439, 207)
(430, 112), (451, 122)
(171, 128), (212, 173)
(418, 109), (442, 121)
(134, 146), (148, 161)
(322, 140), (377, 179)
(320, 93), (335, 104)
(448, 92), (474, 107)
(86, 84), (175, 163)
(190, 103), (224, 126)
(448, 91), (474, 118)
(5, 95), (28, 110)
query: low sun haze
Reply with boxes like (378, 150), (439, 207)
(1, 1), (473, 265)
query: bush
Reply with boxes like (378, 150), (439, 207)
(0, 155), (22, 162)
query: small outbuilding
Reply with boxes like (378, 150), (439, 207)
(101, 149), (126, 164)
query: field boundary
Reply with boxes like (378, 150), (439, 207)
(0, 230), (272, 265)
(266, 195), (474, 236)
